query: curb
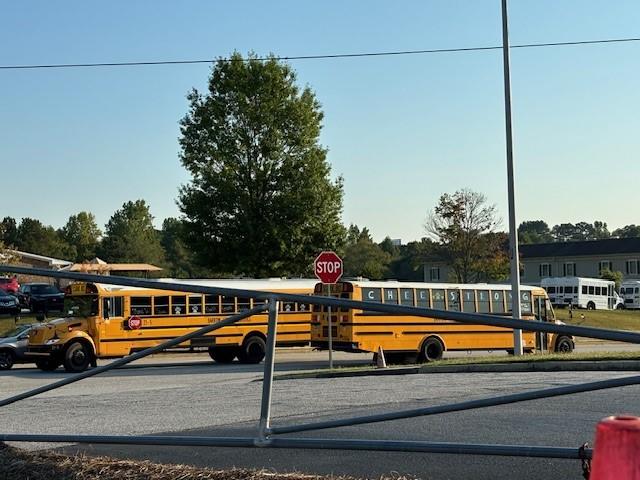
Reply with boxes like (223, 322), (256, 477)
(273, 360), (640, 381)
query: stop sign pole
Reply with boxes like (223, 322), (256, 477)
(314, 251), (343, 369)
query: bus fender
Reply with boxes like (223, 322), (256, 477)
(62, 332), (97, 357)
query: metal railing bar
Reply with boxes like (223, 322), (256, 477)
(257, 298), (278, 444)
(0, 433), (256, 447)
(268, 438), (592, 459)
(0, 304), (267, 408)
(2, 265), (640, 344)
(0, 433), (591, 459)
(269, 373), (640, 435)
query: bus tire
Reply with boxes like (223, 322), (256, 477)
(63, 341), (93, 373)
(419, 337), (444, 363)
(587, 302), (596, 310)
(616, 304), (625, 310)
(554, 336), (574, 354)
(35, 358), (60, 371)
(0, 350), (15, 370)
(208, 346), (237, 363)
(237, 335), (266, 364)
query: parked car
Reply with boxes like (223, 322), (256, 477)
(0, 290), (21, 315)
(0, 276), (19, 295)
(17, 283), (65, 313)
(0, 324), (34, 370)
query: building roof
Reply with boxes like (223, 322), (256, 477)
(520, 238), (640, 258)
(8, 249), (73, 268)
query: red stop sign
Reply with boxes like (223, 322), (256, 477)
(128, 316), (142, 330)
(314, 251), (343, 284)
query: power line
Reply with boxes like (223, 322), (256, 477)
(1, 36), (639, 70)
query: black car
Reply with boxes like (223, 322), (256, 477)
(18, 283), (65, 313)
(0, 291), (20, 315)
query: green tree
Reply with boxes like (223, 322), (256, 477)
(551, 221), (610, 242)
(0, 217), (18, 247)
(600, 268), (623, 290)
(342, 226), (391, 280)
(100, 200), (165, 265)
(160, 217), (212, 278)
(178, 52), (345, 277)
(612, 225), (640, 238)
(60, 212), (102, 262)
(15, 218), (72, 259)
(386, 238), (435, 281)
(425, 189), (505, 283)
(517, 220), (552, 244)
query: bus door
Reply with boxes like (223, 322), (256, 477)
(534, 296), (549, 352)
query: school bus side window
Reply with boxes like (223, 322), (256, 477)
(221, 296), (235, 313)
(478, 290), (490, 313)
(171, 296), (186, 314)
(189, 295), (203, 314)
(205, 295), (219, 314)
(131, 297), (151, 315)
(491, 291), (505, 313)
(416, 289), (430, 308)
(154, 296), (169, 315)
(102, 297), (124, 319)
(462, 290), (476, 312)
(432, 289), (445, 310)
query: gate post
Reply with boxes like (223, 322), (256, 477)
(591, 415), (640, 479)
(257, 297), (278, 445)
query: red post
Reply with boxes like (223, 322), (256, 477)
(591, 415), (640, 479)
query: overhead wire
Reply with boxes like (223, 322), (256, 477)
(1, 36), (639, 70)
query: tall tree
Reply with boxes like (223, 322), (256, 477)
(342, 226), (391, 280)
(60, 212), (102, 262)
(517, 220), (552, 244)
(425, 189), (505, 283)
(179, 52), (345, 277)
(15, 218), (72, 259)
(100, 200), (165, 265)
(0, 217), (18, 247)
(160, 217), (211, 278)
(612, 225), (640, 238)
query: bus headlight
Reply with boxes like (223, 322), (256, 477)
(45, 338), (60, 345)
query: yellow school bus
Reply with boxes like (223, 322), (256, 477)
(310, 280), (574, 363)
(28, 279), (316, 372)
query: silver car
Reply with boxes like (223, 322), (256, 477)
(0, 324), (34, 370)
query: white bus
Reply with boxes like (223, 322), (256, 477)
(620, 280), (640, 309)
(540, 277), (621, 310)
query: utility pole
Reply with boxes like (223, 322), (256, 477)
(501, 0), (523, 355)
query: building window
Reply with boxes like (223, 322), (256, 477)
(598, 260), (612, 273)
(430, 267), (440, 281)
(539, 263), (552, 278)
(563, 263), (576, 276)
(626, 260), (640, 275)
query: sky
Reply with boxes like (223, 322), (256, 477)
(1, 1), (639, 243)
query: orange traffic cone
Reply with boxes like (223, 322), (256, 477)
(591, 416), (640, 479)
(376, 346), (387, 369)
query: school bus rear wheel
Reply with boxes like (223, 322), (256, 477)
(63, 341), (93, 373)
(208, 346), (237, 363)
(419, 337), (444, 363)
(237, 335), (266, 364)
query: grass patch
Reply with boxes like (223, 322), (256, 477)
(0, 444), (410, 480)
(556, 308), (640, 331)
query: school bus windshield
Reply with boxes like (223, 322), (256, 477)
(64, 295), (99, 317)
